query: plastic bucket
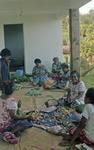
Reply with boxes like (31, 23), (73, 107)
(16, 68), (24, 77)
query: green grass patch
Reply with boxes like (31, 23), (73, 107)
(82, 74), (94, 88)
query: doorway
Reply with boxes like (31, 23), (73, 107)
(4, 24), (24, 70)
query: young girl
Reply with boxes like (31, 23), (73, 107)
(59, 88), (94, 149)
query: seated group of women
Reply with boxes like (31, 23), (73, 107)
(31, 57), (94, 148)
(32, 57), (86, 106)
(32, 57), (70, 88)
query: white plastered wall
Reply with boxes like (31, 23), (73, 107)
(24, 15), (63, 73)
(0, 15), (63, 73)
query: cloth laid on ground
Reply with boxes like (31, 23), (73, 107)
(46, 125), (63, 135)
(33, 124), (47, 130)
(46, 124), (75, 135)
(33, 123), (75, 135)
(32, 98), (82, 135)
(33, 125), (63, 134)
(33, 105), (76, 128)
(40, 106), (57, 113)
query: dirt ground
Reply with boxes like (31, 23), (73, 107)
(0, 84), (70, 150)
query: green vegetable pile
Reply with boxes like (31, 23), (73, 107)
(11, 73), (32, 83)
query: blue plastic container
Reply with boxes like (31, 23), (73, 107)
(16, 67), (24, 77)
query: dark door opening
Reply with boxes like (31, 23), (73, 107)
(4, 24), (24, 71)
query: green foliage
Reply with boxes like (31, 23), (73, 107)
(80, 9), (94, 24)
(63, 10), (94, 87)
(63, 9), (94, 61)
(80, 57), (89, 69)
(80, 23), (94, 58)
(80, 11), (94, 59)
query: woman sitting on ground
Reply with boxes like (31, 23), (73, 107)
(64, 70), (86, 107)
(32, 58), (48, 86)
(59, 88), (94, 149)
(2, 83), (32, 136)
(57, 63), (70, 89)
(51, 57), (62, 83)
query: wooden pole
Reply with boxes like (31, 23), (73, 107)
(69, 9), (80, 74)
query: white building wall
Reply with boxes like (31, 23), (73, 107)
(24, 15), (63, 73)
(0, 15), (63, 73)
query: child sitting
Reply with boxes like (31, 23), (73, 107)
(59, 88), (94, 149)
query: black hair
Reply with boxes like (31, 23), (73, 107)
(71, 70), (80, 78)
(61, 63), (69, 69)
(53, 57), (59, 61)
(85, 88), (94, 104)
(34, 58), (41, 64)
(4, 82), (13, 96)
(0, 48), (11, 57)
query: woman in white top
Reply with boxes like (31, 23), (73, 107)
(67, 71), (87, 107)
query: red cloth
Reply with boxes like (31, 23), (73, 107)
(52, 75), (60, 81)
(70, 127), (94, 145)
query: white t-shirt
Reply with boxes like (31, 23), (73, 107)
(82, 104), (94, 141)
(69, 80), (87, 104)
